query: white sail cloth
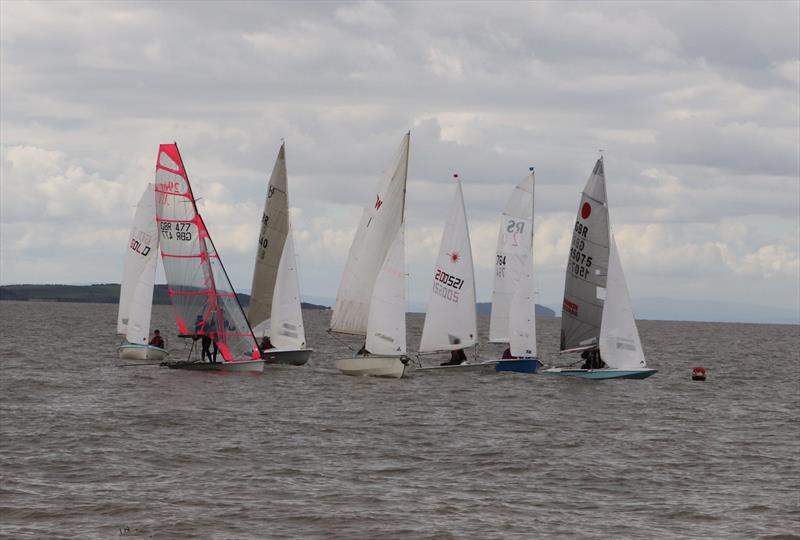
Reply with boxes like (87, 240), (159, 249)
(419, 178), (477, 353)
(117, 183), (159, 345)
(267, 227), (306, 349)
(599, 235), (647, 369)
(331, 133), (409, 335)
(489, 171), (535, 344)
(365, 226), (407, 356)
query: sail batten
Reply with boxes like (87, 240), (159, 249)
(154, 143), (259, 362)
(248, 143), (290, 333)
(331, 133), (410, 336)
(117, 183), (159, 344)
(560, 157), (610, 352)
(419, 177), (477, 353)
(489, 171), (535, 343)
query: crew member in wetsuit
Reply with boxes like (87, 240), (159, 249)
(202, 319), (219, 363)
(260, 335), (273, 352)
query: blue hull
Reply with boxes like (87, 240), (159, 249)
(495, 358), (542, 374)
(544, 368), (657, 380)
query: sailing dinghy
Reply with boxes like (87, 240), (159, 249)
(154, 143), (264, 373)
(116, 183), (168, 361)
(248, 143), (312, 365)
(487, 168), (542, 373)
(331, 133), (411, 378)
(415, 174), (493, 373)
(544, 157), (656, 380)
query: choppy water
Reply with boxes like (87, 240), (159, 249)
(0, 300), (798, 539)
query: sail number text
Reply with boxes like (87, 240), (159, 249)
(433, 268), (464, 303)
(160, 221), (193, 241)
(569, 220), (592, 279)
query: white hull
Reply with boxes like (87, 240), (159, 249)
(163, 359), (265, 373)
(335, 356), (407, 378)
(117, 342), (169, 361)
(262, 348), (312, 366)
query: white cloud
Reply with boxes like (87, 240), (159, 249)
(0, 1), (798, 321)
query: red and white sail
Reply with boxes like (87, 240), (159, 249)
(153, 143), (260, 362)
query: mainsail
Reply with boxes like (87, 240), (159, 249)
(489, 170), (535, 343)
(117, 183), (159, 345)
(419, 176), (477, 353)
(365, 226), (407, 356)
(599, 234), (647, 369)
(330, 132), (409, 335)
(248, 143), (290, 334)
(560, 157), (610, 351)
(268, 226), (306, 349)
(154, 143), (260, 362)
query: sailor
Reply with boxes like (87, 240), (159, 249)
(260, 335), (273, 352)
(202, 319), (219, 363)
(149, 329), (165, 349)
(502, 347), (515, 359)
(441, 339), (467, 366)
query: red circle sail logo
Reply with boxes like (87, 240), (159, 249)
(581, 202), (591, 219)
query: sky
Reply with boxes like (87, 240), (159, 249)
(1, 1), (798, 323)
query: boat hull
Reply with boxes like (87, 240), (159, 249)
(335, 356), (407, 378)
(543, 367), (657, 380)
(262, 348), (312, 366)
(162, 359), (265, 373)
(494, 358), (542, 374)
(117, 342), (169, 361)
(415, 361), (498, 374)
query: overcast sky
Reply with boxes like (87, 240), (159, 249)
(1, 1), (798, 323)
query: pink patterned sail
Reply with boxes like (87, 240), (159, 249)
(154, 143), (260, 363)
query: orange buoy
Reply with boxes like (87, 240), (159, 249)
(692, 367), (707, 381)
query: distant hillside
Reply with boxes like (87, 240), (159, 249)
(477, 302), (555, 317)
(0, 284), (329, 310)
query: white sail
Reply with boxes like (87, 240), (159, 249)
(117, 183), (159, 345)
(365, 226), (406, 356)
(248, 143), (290, 333)
(265, 226), (306, 349)
(560, 157), (610, 351)
(330, 132), (409, 335)
(508, 175), (537, 357)
(489, 171), (535, 343)
(419, 177), (477, 353)
(599, 235), (647, 369)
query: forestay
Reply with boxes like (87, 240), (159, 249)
(248, 143), (290, 335)
(599, 235), (647, 369)
(419, 177), (477, 353)
(330, 133), (409, 335)
(365, 226), (407, 356)
(267, 226), (306, 349)
(154, 144), (260, 362)
(489, 171), (534, 343)
(117, 183), (159, 345)
(560, 158), (610, 351)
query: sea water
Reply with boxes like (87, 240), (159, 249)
(0, 300), (798, 539)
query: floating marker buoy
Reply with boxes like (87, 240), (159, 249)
(692, 367), (707, 381)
